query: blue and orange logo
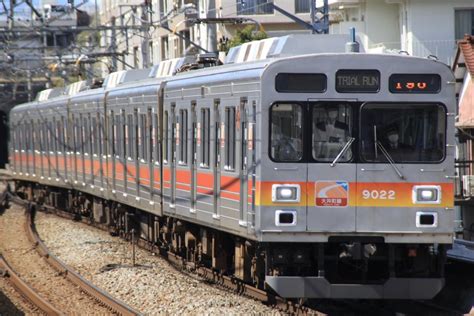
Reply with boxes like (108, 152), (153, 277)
(315, 181), (349, 207)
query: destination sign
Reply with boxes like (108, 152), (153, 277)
(336, 70), (380, 93)
(389, 74), (441, 93)
(275, 73), (327, 93)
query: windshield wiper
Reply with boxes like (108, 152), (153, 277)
(376, 141), (405, 180)
(330, 137), (355, 167)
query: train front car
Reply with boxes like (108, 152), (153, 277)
(260, 53), (455, 300)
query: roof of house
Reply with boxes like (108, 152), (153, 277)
(453, 35), (474, 91)
(453, 35), (474, 128)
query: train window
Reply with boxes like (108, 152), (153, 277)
(147, 109), (153, 163)
(179, 109), (188, 165)
(201, 108), (210, 168)
(48, 121), (53, 153)
(224, 107), (236, 170)
(360, 103), (445, 163)
(270, 103), (303, 162)
(139, 114), (147, 161)
(83, 116), (89, 155)
(40, 121), (45, 153)
(74, 117), (80, 153)
(127, 114), (133, 159)
(153, 113), (159, 162)
(163, 111), (168, 163)
(92, 117), (98, 155)
(114, 114), (120, 157)
(99, 114), (104, 156)
(312, 104), (353, 162)
(57, 119), (63, 153)
(275, 73), (327, 93)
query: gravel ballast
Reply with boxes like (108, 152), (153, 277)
(35, 211), (281, 315)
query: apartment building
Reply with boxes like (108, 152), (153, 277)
(324, 0), (474, 64)
(99, 0), (474, 70)
(99, 0), (317, 71)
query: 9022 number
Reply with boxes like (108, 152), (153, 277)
(362, 190), (396, 200)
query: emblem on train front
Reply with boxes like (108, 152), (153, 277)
(315, 181), (349, 207)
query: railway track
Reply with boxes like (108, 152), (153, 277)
(7, 191), (318, 315)
(0, 189), (141, 315)
(0, 254), (60, 315)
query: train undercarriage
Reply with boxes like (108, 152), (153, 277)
(13, 181), (448, 302)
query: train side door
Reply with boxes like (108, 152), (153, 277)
(191, 102), (197, 213)
(170, 104), (177, 210)
(239, 98), (249, 227)
(306, 102), (356, 232)
(213, 100), (221, 219)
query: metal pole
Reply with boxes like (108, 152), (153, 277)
(131, 228), (136, 267)
(310, 0), (316, 34)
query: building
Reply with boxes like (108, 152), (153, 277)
(99, 0), (320, 72)
(99, 0), (474, 72)
(453, 35), (474, 237)
(325, 0), (474, 65)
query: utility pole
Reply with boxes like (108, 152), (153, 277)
(141, 3), (151, 68)
(110, 17), (118, 72)
(206, 0), (217, 53)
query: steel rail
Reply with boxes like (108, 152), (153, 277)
(9, 195), (142, 316)
(0, 254), (62, 315)
(13, 197), (314, 315)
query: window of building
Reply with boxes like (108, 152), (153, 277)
(200, 108), (210, 168)
(236, 0), (273, 15)
(224, 107), (236, 170)
(161, 36), (169, 60)
(295, 0), (310, 13)
(133, 46), (139, 69)
(455, 9), (474, 39)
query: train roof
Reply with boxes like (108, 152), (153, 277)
(11, 34), (453, 114)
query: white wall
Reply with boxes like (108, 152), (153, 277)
(406, 0), (474, 64)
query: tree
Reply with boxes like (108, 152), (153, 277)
(219, 25), (267, 53)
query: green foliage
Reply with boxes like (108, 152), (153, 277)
(220, 25), (267, 53)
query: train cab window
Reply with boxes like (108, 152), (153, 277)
(270, 103), (303, 162)
(201, 108), (210, 168)
(312, 104), (353, 162)
(179, 109), (188, 165)
(224, 107), (236, 170)
(360, 103), (445, 163)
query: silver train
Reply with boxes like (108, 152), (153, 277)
(8, 34), (456, 300)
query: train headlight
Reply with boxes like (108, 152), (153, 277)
(412, 185), (441, 204)
(272, 184), (300, 202)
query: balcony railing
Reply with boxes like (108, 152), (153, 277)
(368, 39), (458, 65)
(455, 159), (474, 200)
(236, 0), (274, 15)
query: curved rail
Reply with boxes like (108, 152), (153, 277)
(0, 254), (61, 315)
(9, 195), (142, 316)
(20, 199), (313, 315)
